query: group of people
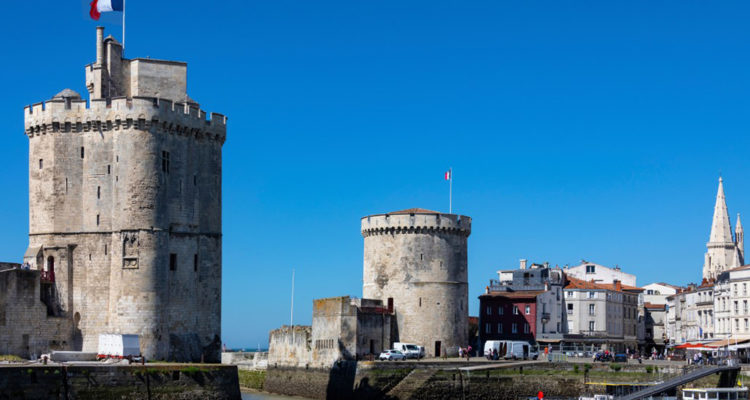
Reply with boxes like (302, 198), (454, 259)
(458, 345), (473, 360)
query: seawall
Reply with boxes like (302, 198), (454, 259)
(0, 364), (241, 400)
(264, 361), (738, 400)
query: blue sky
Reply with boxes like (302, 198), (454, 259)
(1, 1), (750, 348)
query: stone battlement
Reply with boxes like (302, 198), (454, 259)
(361, 212), (471, 237)
(24, 96), (226, 143)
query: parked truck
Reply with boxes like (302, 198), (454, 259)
(97, 334), (140, 360)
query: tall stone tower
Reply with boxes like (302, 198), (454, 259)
(703, 177), (742, 281)
(361, 208), (471, 357)
(22, 27), (226, 361)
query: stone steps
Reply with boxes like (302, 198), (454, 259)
(386, 368), (437, 400)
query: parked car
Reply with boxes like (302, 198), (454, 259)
(614, 353), (628, 363)
(379, 350), (406, 361)
(593, 352), (613, 362)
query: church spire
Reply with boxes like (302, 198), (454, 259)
(709, 177), (733, 245)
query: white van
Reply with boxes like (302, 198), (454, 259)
(393, 342), (424, 359)
(484, 340), (538, 360)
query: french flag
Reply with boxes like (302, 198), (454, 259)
(90, 0), (124, 20)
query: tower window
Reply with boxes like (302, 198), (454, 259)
(169, 253), (177, 271)
(194, 254), (198, 272)
(97, 186), (101, 199)
(104, 244), (108, 255)
(81, 147), (84, 159)
(194, 175), (197, 186)
(39, 159), (43, 169)
(107, 165), (111, 174)
(162, 151), (170, 173)
(96, 214), (100, 226)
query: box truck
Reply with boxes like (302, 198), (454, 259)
(97, 334), (140, 360)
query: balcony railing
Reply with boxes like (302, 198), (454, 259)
(40, 270), (55, 283)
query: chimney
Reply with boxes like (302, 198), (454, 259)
(520, 259), (527, 270)
(96, 26), (104, 66)
(614, 279), (622, 291)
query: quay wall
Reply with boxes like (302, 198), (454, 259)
(0, 364), (241, 400)
(264, 361), (740, 400)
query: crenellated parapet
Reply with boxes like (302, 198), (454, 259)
(361, 210), (471, 238)
(24, 96), (226, 143)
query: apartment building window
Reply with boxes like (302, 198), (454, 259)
(734, 284), (738, 296)
(566, 291), (573, 298)
(589, 321), (595, 331)
(525, 305), (531, 315)
(513, 306), (519, 315)
(735, 301), (739, 314)
(745, 283), (747, 296)
(497, 323), (503, 333)
(557, 322), (560, 332)
(486, 306), (492, 315)
(745, 300), (748, 315)
(498, 306), (504, 315)
(512, 323), (518, 333)
(485, 323), (491, 333)
(746, 319), (749, 331)
(524, 323), (530, 334)
(589, 304), (595, 315)
(736, 319), (740, 331)
(567, 304), (573, 314)
(586, 265), (595, 273)
(588, 291), (596, 299)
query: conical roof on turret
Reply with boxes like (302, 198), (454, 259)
(737, 213), (744, 233)
(709, 177), (734, 244)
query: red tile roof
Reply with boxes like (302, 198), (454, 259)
(644, 302), (667, 310)
(480, 290), (545, 300)
(388, 208), (441, 215)
(564, 276), (643, 293)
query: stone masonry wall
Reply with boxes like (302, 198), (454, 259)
(0, 269), (71, 358)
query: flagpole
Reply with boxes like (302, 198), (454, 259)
(449, 167), (453, 214)
(122, 0), (126, 52)
(290, 269), (295, 327)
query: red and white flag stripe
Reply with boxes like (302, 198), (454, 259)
(445, 170), (451, 180)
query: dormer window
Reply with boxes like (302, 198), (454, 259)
(586, 265), (596, 274)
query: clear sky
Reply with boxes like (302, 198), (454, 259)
(1, 1), (750, 348)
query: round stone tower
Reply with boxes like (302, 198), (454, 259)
(361, 208), (471, 357)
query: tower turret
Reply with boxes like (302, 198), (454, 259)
(703, 177), (741, 280)
(361, 208), (471, 357)
(737, 213), (744, 265)
(23, 27), (226, 362)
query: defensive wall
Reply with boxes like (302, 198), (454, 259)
(0, 268), (71, 358)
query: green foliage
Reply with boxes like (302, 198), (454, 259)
(238, 370), (266, 390)
(645, 365), (654, 373)
(583, 364), (592, 372)
(573, 365), (580, 374)
(609, 363), (622, 372)
(654, 366), (659, 373)
(0, 355), (24, 362)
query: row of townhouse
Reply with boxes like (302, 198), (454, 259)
(479, 260), (650, 353)
(667, 265), (750, 345)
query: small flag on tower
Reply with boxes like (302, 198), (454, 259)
(90, 0), (124, 20)
(445, 170), (451, 181)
